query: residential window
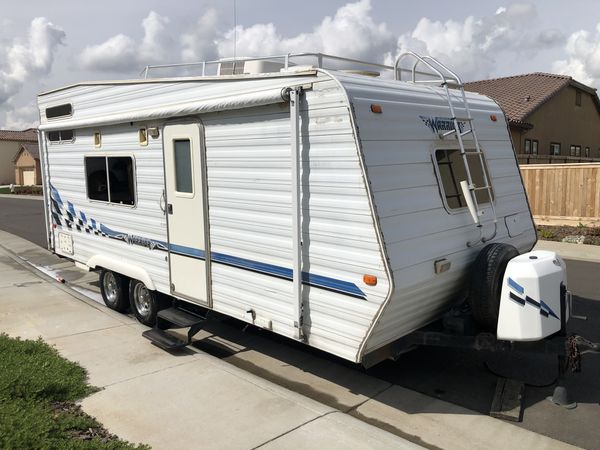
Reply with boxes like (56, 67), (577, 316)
(570, 145), (581, 157)
(532, 140), (539, 155)
(550, 143), (561, 156)
(47, 129), (75, 143)
(576, 90), (582, 107)
(585, 147), (590, 157)
(524, 139), (531, 154)
(85, 156), (135, 205)
(434, 149), (494, 211)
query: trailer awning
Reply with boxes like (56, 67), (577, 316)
(38, 86), (295, 131)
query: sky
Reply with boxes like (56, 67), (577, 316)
(1, 0), (600, 129)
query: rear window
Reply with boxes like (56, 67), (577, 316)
(434, 149), (494, 210)
(46, 103), (72, 119)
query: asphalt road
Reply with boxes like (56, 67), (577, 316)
(1, 196), (599, 448)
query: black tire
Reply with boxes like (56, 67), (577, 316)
(128, 279), (169, 327)
(468, 243), (519, 331)
(99, 269), (129, 312)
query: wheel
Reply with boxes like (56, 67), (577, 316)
(468, 243), (519, 331)
(129, 279), (169, 326)
(99, 269), (129, 312)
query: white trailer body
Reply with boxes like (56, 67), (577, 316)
(37, 58), (537, 365)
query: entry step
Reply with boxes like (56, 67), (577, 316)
(142, 328), (188, 350)
(157, 307), (205, 328)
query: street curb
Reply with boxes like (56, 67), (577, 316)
(0, 193), (43, 201)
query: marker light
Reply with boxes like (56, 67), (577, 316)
(370, 104), (382, 114)
(490, 114), (497, 122)
(363, 274), (378, 286)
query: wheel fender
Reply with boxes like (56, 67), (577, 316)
(87, 254), (156, 291)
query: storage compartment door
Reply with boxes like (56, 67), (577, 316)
(164, 122), (210, 306)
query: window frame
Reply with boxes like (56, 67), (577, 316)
(532, 140), (539, 155)
(47, 129), (76, 144)
(84, 154), (137, 208)
(550, 142), (561, 156)
(46, 103), (73, 120)
(432, 146), (495, 215)
(576, 90), (582, 107)
(585, 147), (590, 158)
(524, 139), (531, 154)
(570, 144), (581, 157)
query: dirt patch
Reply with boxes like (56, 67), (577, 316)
(537, 224), (600, 246)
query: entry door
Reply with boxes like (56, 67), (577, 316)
(163, 122), (210, 306)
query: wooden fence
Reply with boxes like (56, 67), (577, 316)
(519, 163), (600, 226)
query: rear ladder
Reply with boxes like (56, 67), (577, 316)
(395, 52), (498, 235)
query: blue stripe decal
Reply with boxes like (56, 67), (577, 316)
(508, 277), (524, 295)
(169, 243), (206, 259)
(541, 300), (560, 320)
(49, 185), (366, 300)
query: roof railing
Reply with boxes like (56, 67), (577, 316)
(139, 52), (438, 80)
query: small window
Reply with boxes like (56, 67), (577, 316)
(174, 139), (193, 193)
(550, 143), (561, 156)
(47, 129), (74, 143)
(532, 140), (539, 155)
(85, 156), (135, 205)
(434, 149), (494, 211)
(585, 147), (590, 157)
(576, 91), (582, 107)
(570, 145), (581, 156)
(46, 103), (72, 119)
(524, 139), (531, 154)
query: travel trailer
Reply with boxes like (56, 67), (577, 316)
(37, 52), (579, 367)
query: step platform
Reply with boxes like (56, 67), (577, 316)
(143, 307), (207, 351)
(142, 328), (188, 350)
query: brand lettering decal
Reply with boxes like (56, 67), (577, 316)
(419, 115), (465, 134)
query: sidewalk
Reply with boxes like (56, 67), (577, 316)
(0, 230), (581, 450)
(0, 193), (43, 200)
(535, 239), (600, 263)
(0, 236), (418, 450)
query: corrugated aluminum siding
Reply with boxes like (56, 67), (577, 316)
(202, 78), (389, 361)
(332, 73), (536, 356)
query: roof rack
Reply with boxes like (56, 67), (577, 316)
(139, 52), (437, 80)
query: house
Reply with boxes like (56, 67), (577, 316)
(13, 142), (41, 185)
(465, 73), (600, 164)
(0, 129), (38, 184)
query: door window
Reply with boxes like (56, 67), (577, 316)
(174, 139), (193, 194)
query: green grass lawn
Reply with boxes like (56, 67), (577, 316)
(0, 187), (10, 194)
(0, 333), (149, 449)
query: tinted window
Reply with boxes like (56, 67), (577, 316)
(108, 157), (135, 205)
(174, 139), (193, 193)
(47, 129), (74, 142)
(46, 103), (72, 119)
(85, 157), (108, 202)
(85, 156), (135, 205)
(435, 149), (494, 210)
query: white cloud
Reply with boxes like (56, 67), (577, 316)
(391, 3), (563, 81)
(0, 17), (65, 106)
(181, 9), (220, 62)
(79, 11), (174, 73)
(553, 25), (600, 87)
(3, 102), (39, 129)
(217, 0), (395, 63)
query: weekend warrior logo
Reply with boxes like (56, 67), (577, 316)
(419, 115), (466, 134)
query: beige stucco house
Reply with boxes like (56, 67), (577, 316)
(13, 142), (41, 185)
(0, 129), (38, 184)
(465, 73), (600, 164)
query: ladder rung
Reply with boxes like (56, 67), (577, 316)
(442, 129), (457, 137)
(460, 129), (473, 136)
(453, 117), (473, 122)
(472, 186), (492, 192)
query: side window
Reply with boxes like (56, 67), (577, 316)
(174, 139), (193, 194)
(85, 156), (135, 205)
(434, 149), (494, 211)
(524, 139), (531, 154)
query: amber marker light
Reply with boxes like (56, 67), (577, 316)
(370, 104), (382, 113)
(490, 114), (497, 122)
(363, 274), (378, 286)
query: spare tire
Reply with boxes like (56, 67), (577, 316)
(468, 243), (519, 331)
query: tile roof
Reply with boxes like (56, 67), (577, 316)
(0, 128), (38, 142)
(464, 73), (599, 127)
